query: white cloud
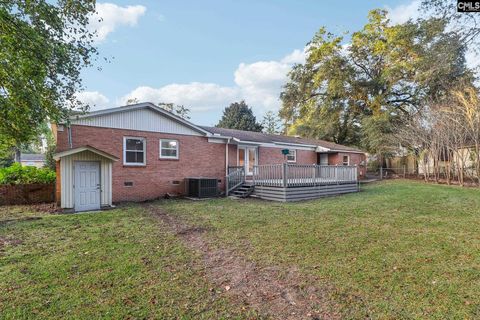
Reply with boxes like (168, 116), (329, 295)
(76, 91), (110, 109)
(121, 83), (240, 112)
(89, 3), (146, 42)
(116, 48), (305, 119)
(280, 49), (306, 64)
(465, 49), (480, 75)
(234, 60), (292, 111)
(386, 0), (421, 25)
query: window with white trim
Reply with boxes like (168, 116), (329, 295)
(160, 139), (179, 159)
(342, 155), (350, 166)
(124, 137), (146, 165)
(286, 149), (296, 162)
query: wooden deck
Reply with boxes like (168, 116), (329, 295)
(252, 183), (359, 202)
(251, 164), (359, 202)
(226, 163), (360, 202)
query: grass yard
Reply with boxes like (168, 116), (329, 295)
(0, 206), (251, 319)
(0, 180), (479, 319)
(161, 180), (480, 319)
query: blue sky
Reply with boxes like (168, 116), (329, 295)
(80, 0), (421, 125)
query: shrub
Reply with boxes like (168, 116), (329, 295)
(367, 160), (380, 172)
(0, 163), (56, 185)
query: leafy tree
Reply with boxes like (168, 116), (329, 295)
(44, 143), (56, 171)
(421, 0), (480, 46)
(0, 1), (98, 161)
(280, 9), (470, 155)
(157, 103), (191, 120)
(126, 98), (140, 105)
(125, 99), (191, 120)
(42, 124), (57, 170)
(261, 111), (283, 134)
(0, 142), (14, 168)
(217, 101), (263, 132)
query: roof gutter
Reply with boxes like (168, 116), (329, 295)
(273, 141), (317, 148)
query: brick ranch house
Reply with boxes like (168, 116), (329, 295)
(53, 102), (366, 211)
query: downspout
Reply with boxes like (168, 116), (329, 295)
(225, 138), (231, 175)
(67, 124), (73, 149)
(225, 138), (231, 196)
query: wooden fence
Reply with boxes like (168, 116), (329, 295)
(0, 183), (55, 205)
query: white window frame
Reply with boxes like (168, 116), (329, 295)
(123, 136), (146, 166)
(159, 139), (179, 159)
(342, 155), (350, 166)
(286, 149), (296, 163)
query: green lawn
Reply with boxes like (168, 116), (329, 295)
(161, 180), (480, 319)
(0, 206), (249, 319)
(1, 180), (479, 319)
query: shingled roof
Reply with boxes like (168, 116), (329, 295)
(20, 153), (45, 161)
(201, 126), (364, 153)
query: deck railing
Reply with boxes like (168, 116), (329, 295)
(252, 163), (358, 188)
(226, 166), (245, 195)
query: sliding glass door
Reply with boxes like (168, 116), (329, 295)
(238, 146), (257, 175)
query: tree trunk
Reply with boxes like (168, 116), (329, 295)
(14, 146), (21, 163)
(475, 143), (480, 187)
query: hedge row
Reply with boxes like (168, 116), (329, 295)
(0, 163), (56, 185)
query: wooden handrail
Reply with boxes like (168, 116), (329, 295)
(252, 163), (358, 187)
(226, 167), (245, 195)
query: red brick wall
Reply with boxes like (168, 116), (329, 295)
(57, 125), (227, 202)
(328, 152), (366, 177)
(226, 146), (318, 166)
(227, 144), (237, 167)
(258, 147), (317, 165)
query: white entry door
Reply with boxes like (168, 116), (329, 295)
(238, 147), (257, 175)
(74, 161), (101, 212)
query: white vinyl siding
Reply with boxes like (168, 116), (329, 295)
(159, 139), (179, 159)
(123, 137), (146, 166)
(70, 108), (202, 136)
(60, 150), (112, 209)
(286, 149), (296, 162)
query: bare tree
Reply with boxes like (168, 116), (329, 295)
(395, 86), (480, 187)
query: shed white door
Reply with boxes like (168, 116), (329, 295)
(74, 161), (101, 212)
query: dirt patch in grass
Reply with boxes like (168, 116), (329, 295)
(0, 216), (43, 227)
(0, 236), (23, 249)
(145, 204), (339, 320)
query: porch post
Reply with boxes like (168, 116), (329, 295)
(283, 163), (288, 188)
(335, 165), (339, 184)
(355, 165), (359, 191)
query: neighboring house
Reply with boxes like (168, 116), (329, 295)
(386, 146), (479, 178)
(20, 153), (46, 168)
(53, 103), (366, 211)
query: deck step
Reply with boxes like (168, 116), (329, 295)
(229, 183), (255, 198)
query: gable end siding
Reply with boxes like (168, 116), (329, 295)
(70, 108), (203, 136)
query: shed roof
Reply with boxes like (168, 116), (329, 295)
(53, 146), (119, 161)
